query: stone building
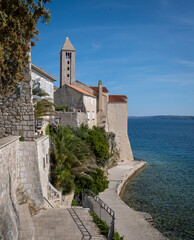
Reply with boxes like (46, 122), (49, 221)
(31, 64), (57, 134)
(32, 63), (57, 101)
(54, 37), (133, 161)
(54, 83), (97, 128)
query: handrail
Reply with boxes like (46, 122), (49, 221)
(44, 197), (54, 208)
(82, 189), (115, 240)
(68, 208), (92, 240)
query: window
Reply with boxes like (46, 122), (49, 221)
(46, 154), (49, 163)
(92, 111), (95, 120)
(67, 74), (70, 77)
(43, 157), (45, 169)
(84, 96), (87, 104)
(87, 112), (90, 120)
(91, 98), (93, 104)
(67, 61), (70, 64)
(67, 67), (70, 70)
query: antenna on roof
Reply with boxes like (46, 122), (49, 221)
(66, 32), (69, 38)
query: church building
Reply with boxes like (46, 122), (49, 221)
(54, 37), (133, 161)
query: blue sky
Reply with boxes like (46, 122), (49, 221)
(31, 0), (194, 116)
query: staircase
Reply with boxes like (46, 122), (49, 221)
(47, 182), (62, 208)
(32, 207), (106, 240)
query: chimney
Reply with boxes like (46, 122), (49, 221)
(98, 80), (102, 112)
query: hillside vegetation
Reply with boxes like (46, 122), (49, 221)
(47, 124), (119, 197)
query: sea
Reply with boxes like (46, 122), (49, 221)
(122, 117), (194, 240)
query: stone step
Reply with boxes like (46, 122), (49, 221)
(19, 204), (35, 240)
(32, 207), (106, 240)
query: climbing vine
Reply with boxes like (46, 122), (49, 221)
(0, 0), (51, 96)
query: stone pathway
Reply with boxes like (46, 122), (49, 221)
(99, 161), (168, 240)
(32, 207), (106, 240)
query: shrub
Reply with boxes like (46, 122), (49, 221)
(51, 166), (74, 194)
(45, 124), (50, 135)
(19, 136), (24, 141)
(71, 199), (77, 206)
(55, 106), (68, 111)
(74, 168), (109, 195)
(87, 127), (110, 165)
(89, 211), (124, 240)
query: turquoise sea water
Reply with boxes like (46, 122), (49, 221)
(122, 118), (194, 240)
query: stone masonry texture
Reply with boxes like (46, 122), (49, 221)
(0, 64), (35, 141)
(0, 136), (20, 240)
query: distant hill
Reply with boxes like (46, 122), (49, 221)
(128, 115), (194, 120)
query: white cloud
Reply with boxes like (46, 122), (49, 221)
(177, 60), (194, 67)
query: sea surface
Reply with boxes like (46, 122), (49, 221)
(122, 117), (194, 240)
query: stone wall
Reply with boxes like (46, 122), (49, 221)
(36, 135), (50, 199)
(19, 141), (44, 207)
(58, 112), (88, 128)
(0, 65), (35, 141)
(108, 102), (133, 161)
(0, 136), (20, 240)
(54, 84), (86, 112)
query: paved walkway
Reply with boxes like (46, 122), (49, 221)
(99, 161), (168, 240)
(32, 207), (106, 240)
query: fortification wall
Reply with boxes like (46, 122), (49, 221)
(108, 102), (133, 161)
(58, 112), (88, 128)
(0, 136), (20, 240)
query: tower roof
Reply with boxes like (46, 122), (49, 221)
(62, 37), (75, 51)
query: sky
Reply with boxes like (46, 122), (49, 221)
(31, 0), (194, 116)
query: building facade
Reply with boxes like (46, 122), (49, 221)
(54, 37), (133, 161)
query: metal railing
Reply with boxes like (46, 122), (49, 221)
(44, 197), (54, 208)
(82, 189), (115, 240)
(68, 208), (92, 240)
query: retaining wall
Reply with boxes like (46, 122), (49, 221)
(0, 136), (20, 240)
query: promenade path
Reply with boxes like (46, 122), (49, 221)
(99, 161), (168, 240)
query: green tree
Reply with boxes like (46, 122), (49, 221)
(87, 126), (110, 165)
(0, 0), (51, 96)
(50, 126), (96, 193)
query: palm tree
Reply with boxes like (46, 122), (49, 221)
(50, 126), (96, 193)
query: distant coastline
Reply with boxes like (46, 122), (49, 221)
(128, 115), (194, 120)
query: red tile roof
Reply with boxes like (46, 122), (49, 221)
(66, 84), (96, 98)
(109, 95), (127, 103)
(89, 86), (109, 93)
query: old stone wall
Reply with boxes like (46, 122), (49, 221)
(36, 135), (50, 199)
(107, 102), (133, 161)
(54, 84), (86, 112)
(0, 65), (35, 141)
(19, 141), (44, 207)
(0, 136), (20, 240)
(58, 112), (88, 128)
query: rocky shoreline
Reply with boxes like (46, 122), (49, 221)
(99, 161), (168, 240)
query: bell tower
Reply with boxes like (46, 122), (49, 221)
(60, 37), (75, 87)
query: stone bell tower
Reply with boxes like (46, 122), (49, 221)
(60, 37), (75, 87)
